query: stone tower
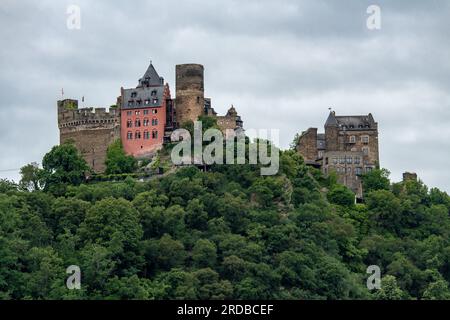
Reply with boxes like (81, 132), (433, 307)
(175, 64), (205, 126)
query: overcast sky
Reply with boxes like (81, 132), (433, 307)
(1, 0), (449, 191)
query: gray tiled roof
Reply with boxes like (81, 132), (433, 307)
(325, 111), (376, 129)
(137, 63), (164, 87)
(122, 86), (164, 109)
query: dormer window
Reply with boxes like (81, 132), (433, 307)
(151, 90), (157, 97)
(131, 92), (137, 98)
(153, 98), (158, 104)
(145, 99), (150, 105)
(358, 124), (364, 128)
(128, 101), (134, 107)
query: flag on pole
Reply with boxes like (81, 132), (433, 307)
(82, 96), (84, 102)
(61, 88), (64, 97)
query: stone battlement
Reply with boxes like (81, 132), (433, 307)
(58, 99), (120, 129)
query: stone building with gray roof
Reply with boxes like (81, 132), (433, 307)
(296, 111), (379, 199)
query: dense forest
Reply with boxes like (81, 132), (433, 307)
(1, 136), (450, 300)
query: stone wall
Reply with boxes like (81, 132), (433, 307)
(58, 99), (120, 173)
(297, 128), (318, 164)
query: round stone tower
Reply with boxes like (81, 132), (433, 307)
(175, 64), (204, 126)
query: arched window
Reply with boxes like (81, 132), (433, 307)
(152, 118), (158, 126)
(144, 131), (150, 140)
(127, 119), (133, 128)
(135, 119), (141, 127)
(135, 131), (141, 139)
(143, 118), (149, 126)
(127, 131), (133, 140)
(152, 130), (158, 139)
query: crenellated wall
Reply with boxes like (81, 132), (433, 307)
(57, 99), (120, 173)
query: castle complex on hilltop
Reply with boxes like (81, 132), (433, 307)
(296, 111), (380, 198)
(57, 62), (243, 172)
(57, 61), (380, 196)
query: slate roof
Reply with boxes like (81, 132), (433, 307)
(122, 86), (164, 109)
(137, 62), (164, 87)
(122, 62), (166, 109)
(325, 112), (376, 130)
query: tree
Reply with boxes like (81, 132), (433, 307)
(327, 184), (355, 206)
(422, 279), (450, 300)
(105, 140), (137, 174)
(19, 163), (42, 191)
(192, 239), (217, 268)
(78, 197), (143, 275)
(374, 275), (408, 300)
(41, 142), (89, 195)
(361, 168), (391, 195)
(144, 234), (187, 272)
(366, 190), (402, 234)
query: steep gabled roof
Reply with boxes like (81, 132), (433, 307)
(325, 111), (339, 126)
(137, 62), (164, 87)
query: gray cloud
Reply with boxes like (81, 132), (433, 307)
(0, 0), (449, 191)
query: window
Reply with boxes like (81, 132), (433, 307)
(152, 98), (158, 104)
(128, 101), (134, 107)
(365, 166), (373, 173)
(362, 135), (369, 143)
(355, 167), (362, 175)
(346, 156), (352, 164)
(349, 136), (356, 143)
(144, 131), (150, 140)
(143, 118), (149, 126)
(152, 130), (158, 139)
(144, 110), (149, 115)
(135, 110), (140, 116)
(131, 92), (137, 98)
(339, 157), (345, 164)
(135, 119), (141, 127)
(127, 111), (132, 116)
(197, 96), (200, 103)
(325, 157), (328, 165)
(145, 99), (150, 105)
(346, 167), (352, 174)
(152, 109), (158, 114)
(136, 100), (142, 106)
(127, 120), (133, 128)
(135, 131), (141, 139)
(151, 90), (157, 97)
(318, 150), (324, 159)
(127, 131), (133, 140)
(152, 118), (158, 126)
(354, 156), (361, 164)
(362, 147), (369, 155)
(333, 157), (338, 165)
